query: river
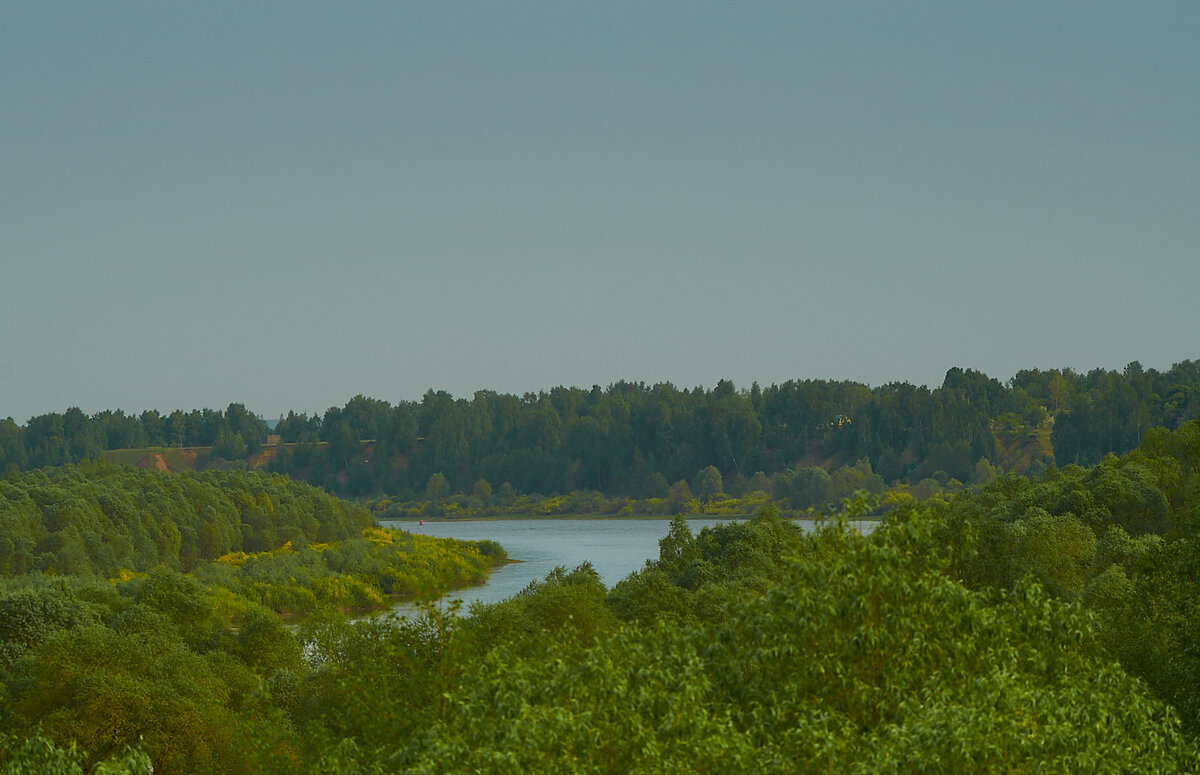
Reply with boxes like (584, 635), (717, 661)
(379, 517), (858, 613)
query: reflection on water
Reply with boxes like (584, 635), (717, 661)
(379, 517), (850, 614)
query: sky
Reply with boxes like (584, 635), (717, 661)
(2, 2), (1198, 424)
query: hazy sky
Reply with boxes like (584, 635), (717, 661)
(3, 2), (1197, 424)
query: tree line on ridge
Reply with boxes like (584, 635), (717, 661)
(2, 361), (1197, 503)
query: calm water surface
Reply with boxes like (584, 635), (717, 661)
(379, 517), (838, 612)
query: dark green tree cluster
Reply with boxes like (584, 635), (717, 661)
(0, 469), (508, 774)
(3, 361), (1198, 501)
(931, 418), (1200, 732)
(0, 462), (373, 576)
(1027, 360), (1200, 465)
(236, 360), (1200, 495)
(0, 569), (306, 773)
(0, 402), (268, 469)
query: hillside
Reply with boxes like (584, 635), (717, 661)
(100, 442), (329, 474)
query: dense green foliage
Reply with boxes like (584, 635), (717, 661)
(0, 571), (304, 773)
(294, 507), (1198, 772)
(0, 466), (507, 773)
(932, 419), (1200, 732)
(3, 362), (1197, 504)
(0, 462), (374, 576)
(312, 419), (1200, 772)
(0, 732), (151, 774)
(7, 420), (1200, 771)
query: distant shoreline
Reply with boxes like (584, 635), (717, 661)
(380, 513), (883, 523)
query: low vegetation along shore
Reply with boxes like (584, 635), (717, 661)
(0, 465), (505, 772)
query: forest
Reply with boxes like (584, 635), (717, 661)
(2, 362), (1198, 506)
(1, 362), (1199, 771)
(1, 419), (1200, 771)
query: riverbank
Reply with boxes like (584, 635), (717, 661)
(383, 511), (884, 522)
(383, 513), (755, 522)
(378, 516), (877, 611)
